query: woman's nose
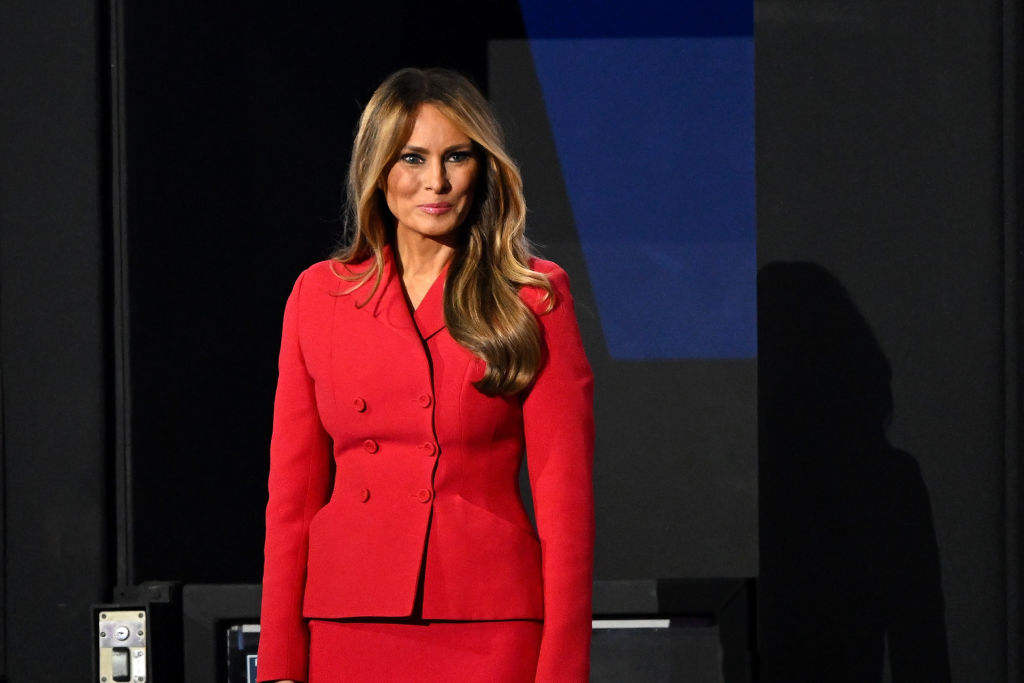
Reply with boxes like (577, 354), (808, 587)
(425, 159), (450, 192)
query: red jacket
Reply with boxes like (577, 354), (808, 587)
(257, 251), (595, 682)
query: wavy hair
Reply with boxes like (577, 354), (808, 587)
(332, 67), (553, 396)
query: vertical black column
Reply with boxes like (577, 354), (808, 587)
(1004, 0), (1024, 678)
(0, 0), (111, 680)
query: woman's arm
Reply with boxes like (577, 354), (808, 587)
(257, 270), (333, 683)
(522, 263), (595, 682)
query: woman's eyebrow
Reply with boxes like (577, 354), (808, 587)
(401, 143), (474, 154)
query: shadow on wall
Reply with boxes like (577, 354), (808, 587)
(757, 261), (951, 682)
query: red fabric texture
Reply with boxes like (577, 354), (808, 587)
(308, 619), (542, 683)
(256, 251), (594, 682)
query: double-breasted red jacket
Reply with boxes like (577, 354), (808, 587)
(257, 249), (595, 682)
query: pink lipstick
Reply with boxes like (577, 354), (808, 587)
(419, 203), (453, 215)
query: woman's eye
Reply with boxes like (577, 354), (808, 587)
(400, 153), (424, 164)
(446, 151), (473, 163)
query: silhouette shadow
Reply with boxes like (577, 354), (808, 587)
(758, 261), (950, 681)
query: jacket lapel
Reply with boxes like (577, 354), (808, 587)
(352, 246), (447, 342)
(412, 263), (448, 341)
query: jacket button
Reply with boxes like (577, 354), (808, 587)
(420, 442), (437, 457)
(417, 394), (432, 408)
(353, 397), (367, 412)
(415, 489), (433, 503)
(363, 439), (379, 454)
(359, 488), (370, 503)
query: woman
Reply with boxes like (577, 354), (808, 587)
(257, 68), (594, 683)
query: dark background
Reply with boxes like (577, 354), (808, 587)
(0, 0), (1020, 681)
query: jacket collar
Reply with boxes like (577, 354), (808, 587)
(412, 262), (448, 341)
(349, 244), (447, 341)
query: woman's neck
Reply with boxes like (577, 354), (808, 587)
(394, 234), (454, 310)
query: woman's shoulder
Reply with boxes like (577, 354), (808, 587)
(528, 257), (565, 279)
(288, 259), (337, 294)
(291, 256), (376, 297)
(521, 257), (573, 312)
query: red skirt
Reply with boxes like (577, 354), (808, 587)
(308, 619), (543, 683)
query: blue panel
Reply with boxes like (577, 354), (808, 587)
(529, 38), (756, 359)
(518, 0), (752, 38)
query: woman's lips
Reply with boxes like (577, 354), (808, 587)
(419, 203), (453, 215)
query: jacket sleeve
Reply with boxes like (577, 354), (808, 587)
(257, 270), (333, 683)
(522, 265), (595, 682)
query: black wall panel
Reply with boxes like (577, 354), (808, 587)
(0, 1), (111, 680)
(757, 0), (1011, 679)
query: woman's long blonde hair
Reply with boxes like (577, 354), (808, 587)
(332, 67), (553, 396)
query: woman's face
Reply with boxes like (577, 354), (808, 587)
(385, 103), (480, 248)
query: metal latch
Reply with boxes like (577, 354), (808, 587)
(98, 610), (146, 683)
